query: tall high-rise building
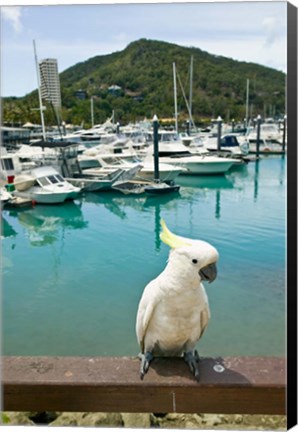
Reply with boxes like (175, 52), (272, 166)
(39, 58), (62, 109)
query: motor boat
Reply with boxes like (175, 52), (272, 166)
(161, 153), (242, 175)
(12, 166), (81, 204)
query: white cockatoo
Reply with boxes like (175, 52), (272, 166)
(136, 219), (219, 380)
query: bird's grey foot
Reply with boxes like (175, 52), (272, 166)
(184, 350), (200, 381)
(138, 352), (154, 380)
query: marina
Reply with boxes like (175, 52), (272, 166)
(2, 155), (286, 358)
(1, 2), (288, 375)
(1, 2), (294, 426)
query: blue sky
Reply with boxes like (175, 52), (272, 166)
(1, 1), (288, 97)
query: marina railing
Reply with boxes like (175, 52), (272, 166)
(2, 355), (285, 415)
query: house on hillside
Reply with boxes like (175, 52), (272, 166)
(108, 85), (122, 95)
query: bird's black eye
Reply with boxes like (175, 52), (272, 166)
(192, 259), (198, 264)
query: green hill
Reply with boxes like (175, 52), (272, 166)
(3, 38), (286, 127)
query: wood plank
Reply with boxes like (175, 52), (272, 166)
(2, 356), (286, 415)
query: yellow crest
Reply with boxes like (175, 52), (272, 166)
(160, 219), (191, 249)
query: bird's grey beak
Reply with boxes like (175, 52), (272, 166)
(199, 262), (217, 283)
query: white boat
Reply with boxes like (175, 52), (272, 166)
(143, 132), (242, 175)
(55, 130), (126, 152)
(12, 166), (81, 204)
(144, 130), (190, 157)
(80, 150), (184, 183)
(161, 153), (241, 175)
(112, 178), (180, 196)
(246, 123), (283, 144)
(200, 134), (249, 156)
(0, 149), (24, 182)
(0, 187), (13, 208)
(7, 141), (140, 193)
(66, 164), (143, 192)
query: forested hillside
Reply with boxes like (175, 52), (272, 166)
(3, 38), (286, 127)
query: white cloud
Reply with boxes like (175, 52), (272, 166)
(1, 6), (23, 32)
(262, 16), (282, 45)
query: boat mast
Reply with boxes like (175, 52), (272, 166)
(177, 72), (195, 130)
(91, 96), (94, 128)
(33, 40), (46, 141)
(189, 55), (193, 123)
(245, 78), (250, 130)
(173, 62), (178, 134)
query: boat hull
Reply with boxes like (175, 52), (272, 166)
(144, 184), (180, 195)
(162, 157), (235, 175)
(13, 189), (70, 204)
(66, 177), (115, 192)
(135, 168), (182, 182)
(177, 161), (234, 175)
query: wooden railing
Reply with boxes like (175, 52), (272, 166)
(2, 356), (286, 415)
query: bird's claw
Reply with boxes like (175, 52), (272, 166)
(138, 352), (154, 380)
(184, 350), (200, 381)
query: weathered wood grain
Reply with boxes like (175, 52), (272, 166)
(2, 356), (286, 415)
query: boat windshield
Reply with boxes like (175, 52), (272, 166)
(144, 132), (179, 143)
(261, 125), (278, 132)
(37, 174), (65, 187)
(159, 133), (179, 142)
(100, 157), (123, 166)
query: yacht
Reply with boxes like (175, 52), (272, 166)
(142, 131), (243, 175)
(200, 134), (249, 156)
(12, 166), (81, 204)
(161, 153), (241, 175)
(79, 141), (185, 183)
(246, 123), (283, 144)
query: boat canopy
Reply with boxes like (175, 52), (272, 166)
(220, 135), (240, 147)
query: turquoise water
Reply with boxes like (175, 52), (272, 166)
(1, 156), (286, 357)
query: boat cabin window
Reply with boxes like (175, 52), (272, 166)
(261, 124), (277, 132)
(47, 175), (59, 184)
(1, 158), (14, 171)
(220, 136), (238, 147)
(102, 157), (121, 165)
(54, 174), (65, 183)
(159, 133), (179, 142)
(37, 177), (51, 187)
(37, 175), (65, 187)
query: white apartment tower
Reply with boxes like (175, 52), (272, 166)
(39, 58), (62, 109)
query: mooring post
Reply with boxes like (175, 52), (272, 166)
(153, 114), (159, 181)
(62, 121), (66, 136)
(186, 120), (190, 136)
(256, 115), (262, 157)
(282, 115), (287, 152)
(217, 116), (222, 151)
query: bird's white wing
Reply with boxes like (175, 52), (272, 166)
(199, 304), (210, 339)
(136, 279), (161, 352)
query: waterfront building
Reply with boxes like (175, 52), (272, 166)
(39, 58), (62, 109)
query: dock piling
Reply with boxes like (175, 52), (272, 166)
(256, 115), (262, 157)
(217, 116), (222, 151)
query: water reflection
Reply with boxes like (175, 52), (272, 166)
(254, 160), (260, 201)
(2, 157), (286, 357)
(176, 174), (234, 189)
(6, 201), (88, 247)
(279, 155), (285, 185)
(1, 216), (17, 239)
(83, 190), (181, 219)
(215, 190), (221, 219)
